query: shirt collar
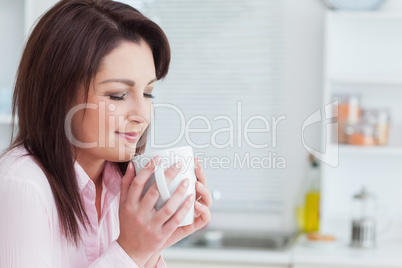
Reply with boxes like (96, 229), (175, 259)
(102, 161), (122, 197)
(74, 160), (122, 198)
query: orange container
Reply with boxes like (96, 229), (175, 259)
(335, 95), (361, 144)
(346, 123), (376, 146)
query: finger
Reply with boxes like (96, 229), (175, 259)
(137, 183), (160, 215)
(143, 161), (183, 201)
(162, 224), (194, 249)
(154, 178), (191, 225)
(163, 223), (195, 248)
(162, 192), (194, 234)
(127, 155), (161, 203)
(165, 202), (210, 245)
(194, 158), (207, 187)
(120, 162), (135, 205)
(155, 178), (190, 225)
(164, 161), (183, 184)
(192, 201), (211, 229)
(195, 181), (213, 207)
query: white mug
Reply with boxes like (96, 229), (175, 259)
(132, 146), (196, 227)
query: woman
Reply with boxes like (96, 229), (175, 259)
(0, 0), (212, 267)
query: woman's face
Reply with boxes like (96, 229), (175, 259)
(71, 40), (156, 162)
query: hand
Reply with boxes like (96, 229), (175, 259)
(117, 156), (194, 267)
(160, 157), (212, 249)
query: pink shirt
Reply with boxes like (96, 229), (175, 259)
(0, 146), (166, 268)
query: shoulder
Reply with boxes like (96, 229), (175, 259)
(0, 146), (53, 202)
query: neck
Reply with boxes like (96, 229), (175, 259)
(75, 152), (105, 186)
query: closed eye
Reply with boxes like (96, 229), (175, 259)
(109, 93), (126, 101)
(144, 93), (154, 99)
(108, 92), (154, 100)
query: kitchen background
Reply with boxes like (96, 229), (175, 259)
(1, 0), (402, 267)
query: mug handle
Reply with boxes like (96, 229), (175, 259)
(154, 165), (171, 203)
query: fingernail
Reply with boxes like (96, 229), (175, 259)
(154, 155), (161, 165)
(176, 161), (182, 169)
(197, 181), (204, 188)
(183, 178), (189, 187)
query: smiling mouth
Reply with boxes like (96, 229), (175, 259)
(115, 131), (140, 143)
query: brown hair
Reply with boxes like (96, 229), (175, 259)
(8, 0), (170, 246)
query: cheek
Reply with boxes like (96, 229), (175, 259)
(82, 109), (101, 141)
(70, 109), (97, 142)
(143, 100), (153, 124)
(104, 107), (120, 132)
(135, 101), (153, 133)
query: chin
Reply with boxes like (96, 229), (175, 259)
(104, 144), (138, 162)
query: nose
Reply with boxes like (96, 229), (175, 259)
(126, 92), (150, 128)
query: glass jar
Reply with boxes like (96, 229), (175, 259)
(375, 109), (390, 146)
(361, 109), (390, 146)
(346, 122), (376, 146)
(334, 95), (361, 144)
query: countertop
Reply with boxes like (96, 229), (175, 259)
(162, 234), (402, 267)
(292, 235), (402, 268)
(163, 246), (291, 265)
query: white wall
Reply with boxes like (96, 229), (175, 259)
(0, 0), (24, 90)
(24, 0), (58, 35)
(380, 0), (402, 10)
(0, 0), (24, 153)
(281, 0), (326, 231)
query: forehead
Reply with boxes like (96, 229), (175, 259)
(95, 40), (156, 84)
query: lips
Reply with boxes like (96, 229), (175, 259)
(115, 131), (139, 143)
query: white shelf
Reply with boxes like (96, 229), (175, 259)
(330, 76), (402, 86)
(328, 11), (402, 20)
(329, 144), (402, 156)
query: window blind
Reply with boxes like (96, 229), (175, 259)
(121, 0), (286, 215)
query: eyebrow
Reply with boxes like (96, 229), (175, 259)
(98, 77), (157, 86)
